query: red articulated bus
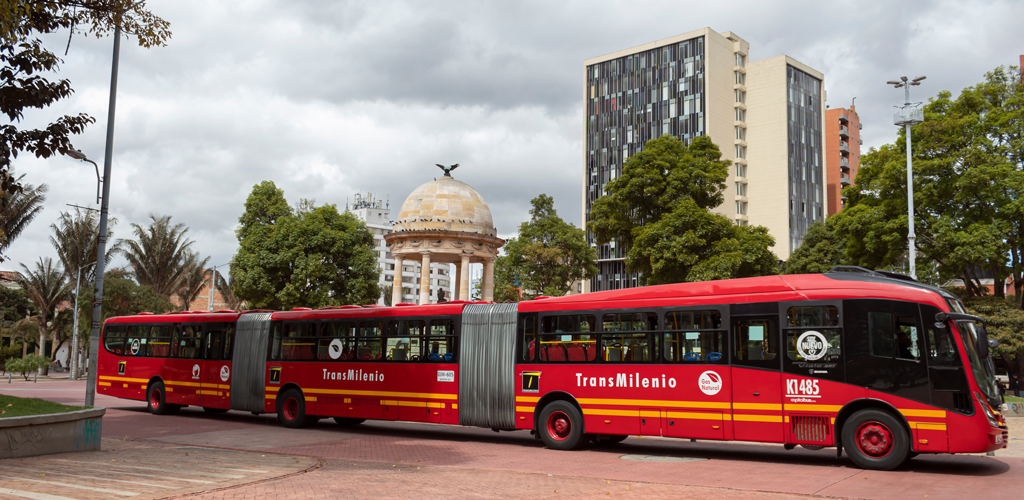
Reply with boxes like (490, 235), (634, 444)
(96, 268), (1007, 471)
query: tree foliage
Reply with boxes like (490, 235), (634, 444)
(589, 135), (777, 285)
(0, 285), (34, 323)
(173, 250), (210, 311)
(5, 354), (49, 380)
(0, 0), (171, 198)
(0, 171), (46, 261)
(832, 66), (1024, 301)
(494, 194), (597, 300)
(964, 296), (1024, 377)
(232, 181), (380, 309)
(117, 214), (203, 297)
(783, 219), (848, 274)
(49, 207), (114, 283)
(76, 268), (172, 348)
(17, 257), (69, 369)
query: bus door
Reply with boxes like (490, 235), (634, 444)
(730, 308), (783, 443)
(170, 324), (203, 407)
(201, 323), (233, 409)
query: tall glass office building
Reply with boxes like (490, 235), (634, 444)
(583, 29), (825, 293)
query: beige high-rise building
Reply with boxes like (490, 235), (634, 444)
(583, 28), (825, 292)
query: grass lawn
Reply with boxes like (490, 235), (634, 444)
(0, 394), (87, 418)
(1005, 395), (1024, 403)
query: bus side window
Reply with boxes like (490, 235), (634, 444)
(541, 314), (597, 362)
(520, 314), (537, 362)
(386, 320), (423, 362)
(223, 324), (234, 360)
(281, 322), (316, 361)
(426, 319), (456, 362)
(664, 310), (724, 363)
(146, 325), (171, 357)
(124, 325), (146, 357)
(269, 322), (282, 360)
(103, 325), (125, 355)
(868, 312), (895, 358)
(357, 321), (383, 361)
(177, 325), (203, 360)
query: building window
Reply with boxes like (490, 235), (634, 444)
(735, 90), (745, 104)
(736, 182), (747, 196)
(735, 145), (746, 159)
(736, 163), (747, 178)
(735, 53), (746, 67)
(734, 71), (745, 85)
(735, 108), (745, 121)
(735, 126), (746, 141)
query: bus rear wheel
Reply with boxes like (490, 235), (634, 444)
(842, 409), (909, 471)
(539, 401), (587, 450)
(334, 417), (366, 426)
(147, 382), (179, 415)
(277, 388), (312, 428)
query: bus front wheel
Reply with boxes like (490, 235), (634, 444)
(539, 401), (587, 450)
(842, 409), (909, 471)
(277, 388), (311, 428)
(147, 382), (180, 416)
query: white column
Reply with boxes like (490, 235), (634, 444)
(460, 255), (471, 301)
(419, 252), (432, 305)
(453, 263), (462, 301)
(391, 255), (404, 306)
(483, 257), (495, 302)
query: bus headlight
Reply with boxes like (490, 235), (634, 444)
(977, 392), (1000, 427)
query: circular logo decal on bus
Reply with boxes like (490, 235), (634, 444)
(192, 364), (201, 379)
(220, 365), (230, 382)
(130, 338), (140, 355)
(797, 331), (828, 361)
(698, 371), (723, 395)
(329, 339), (344, 360)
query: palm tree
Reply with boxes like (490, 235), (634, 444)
(118, 215), (195, 296)
(174, 250), (211, 310)
(49, 208), (117, 283)
(0, 172), (48, 260)
(17, 257), (71, 373)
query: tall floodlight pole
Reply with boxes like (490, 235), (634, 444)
(70, 267), (82, 380)
(83, 24), (122, 407)
(887, 76), (926, 280)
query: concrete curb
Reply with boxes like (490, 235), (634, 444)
(0, 407), (105, 458)
(1002, 402), (1024, 418)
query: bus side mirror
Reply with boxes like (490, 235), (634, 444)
(978, 327), (990, 359)
(988, 338), (1000, 349)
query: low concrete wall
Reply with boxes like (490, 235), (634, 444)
(1003, 402), (1024, 418)
(0, 408), (104, 459)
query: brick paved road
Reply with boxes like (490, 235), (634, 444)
(1, 378), (1021, 500)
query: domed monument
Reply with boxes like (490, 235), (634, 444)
(384, 164), (504, 304)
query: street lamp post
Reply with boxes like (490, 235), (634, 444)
(887, 75), (926, 280)
(69, 267), (82, 380)
(207, 261), (234, 311)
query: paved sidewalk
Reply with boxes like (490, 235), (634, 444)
(0, 437), (316, 500)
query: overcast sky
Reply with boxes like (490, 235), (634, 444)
(5, 0), (1022, 276)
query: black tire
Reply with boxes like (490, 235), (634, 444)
(334, 417), (366, 425)
(146, 381), (179, 415)
(276, 388), (311, 428)
(906, 452), (920, 460)
(842, 409), (910, 471)
(538, 401), (587, 450)
(203, 407), (228, 414)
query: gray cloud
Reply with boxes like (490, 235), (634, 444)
(5, 0), (1022, 279)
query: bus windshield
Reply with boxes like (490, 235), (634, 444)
(948, 299), (999, 402)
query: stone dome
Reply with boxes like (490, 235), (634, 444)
(394, 175), (497, 236)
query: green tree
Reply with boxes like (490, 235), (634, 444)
(964, 296), (1024, 378)
(833, 66), (1024, 301)
(118, 214), (197, 297)
(49, 207), (116, 283)
(75, 268), (173, 356)
(232, 181), (380, 309)
(0, 0), (171, 198)
(494, 194), (597, 299)
(589, 135), (777, 285)
(17, 257), (70, 372)
(0, 172), (46, 260)
(784, 219), (848, 274)
(0, 285), (34, 324)
(173, 250), (211, 311)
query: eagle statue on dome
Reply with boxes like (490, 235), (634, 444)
(435, 163), (459, 177)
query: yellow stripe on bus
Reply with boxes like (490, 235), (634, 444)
(900, 409), (946, 418)
(733, 414), (783, 423)
(516, 406), (535, 413)
(99, 376), (148, 384)
(165, 380), (202, 388)
(577, 398), (732, 410)
(666, 411), (725, 421)
(582, 408), (640, 417)
(910, 421), (947, 431)
(98, 382), (111, 386)
(784, 404), (843, 412)
(399, 401), (426, 407)
(733, 403), (782, 411)
(516, 396), (541, 403)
